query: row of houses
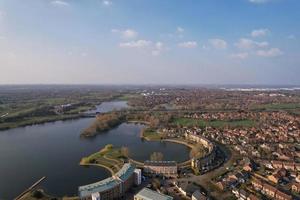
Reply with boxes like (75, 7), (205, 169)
(251, 178), (293, 200)
(184, 132), (218, 173)
(173, 181), (209, 200)
(270, 160), (300, 171)
(232, 188), (259, 200)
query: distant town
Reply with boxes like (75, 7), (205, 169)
(0, 85), (300, 200)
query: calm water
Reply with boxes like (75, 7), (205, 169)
(0, 101), (189, 199)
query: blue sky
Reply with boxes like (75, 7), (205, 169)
(0, 0), (299, 85)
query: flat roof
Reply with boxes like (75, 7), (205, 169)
(115, 163), (135, 181)
(135, 188), (173, 200)
(144, 160), (177, 167)
(79, 177), (120, 198)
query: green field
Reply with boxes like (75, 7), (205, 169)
(141, 129), (163, 140)
(0, 87), (124, 131)
(172, 118), (256, 128)
(80, 144), (126, 173)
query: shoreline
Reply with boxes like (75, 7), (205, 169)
(79, 163), (115, 175)
(162, 138), (195, 149)
(0, 114), (93, 131)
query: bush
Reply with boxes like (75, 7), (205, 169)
(32, 190), (44, 199)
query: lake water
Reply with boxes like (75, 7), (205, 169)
(0, 101), (190, 199)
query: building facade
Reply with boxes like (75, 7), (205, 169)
(79, 163), (136, 200)
(134, 168), (142, 185)
(143, 160), (178, 177)
(185, 132), (217, 172)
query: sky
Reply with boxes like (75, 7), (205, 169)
(0, 0), (299, 85)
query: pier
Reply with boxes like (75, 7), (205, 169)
(14, 176), (46, 200)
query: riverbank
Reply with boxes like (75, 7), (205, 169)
(162, 138), (195, 149)
(0, 114), (88, 131)
(19, 190), (79, 200)
(0, 100), (128, 132)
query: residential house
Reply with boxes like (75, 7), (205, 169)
(292, 182), (300, 193)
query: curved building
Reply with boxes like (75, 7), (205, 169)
(185, 132), (217, 172)
(143, 160), (178, 177)
(79, 163), (135, 200)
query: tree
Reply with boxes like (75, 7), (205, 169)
(150, 152), (164, 161)
(152, 178), (161, 190)
(105, 144), (113, 150)
(32, 190), (44, 199)
(121, 146), (129, 157)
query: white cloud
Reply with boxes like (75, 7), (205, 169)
(152, 42), (164, 56)
(256, 41), (269, 48)
(175, 27), (185, 38)
(51, 0), (69, 6)
(235, 38), (254, 49)
(251, 28), (269, 37)
(235, 38), (268, 50)
(119, 40), (166, 56)
(177, 27), (184, 33)
(256, 48), (283, 57)
(121, 29), (138, 39)
(248, 0), (271, 4)
(178, 41), (198, 48)
(119, 40), (152, 48)
(111, 29), (138, 40)
(102, 0), (112, 6)
(209, 39), (227, 49)
(230, 52), (249, 59)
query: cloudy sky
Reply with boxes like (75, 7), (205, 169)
(0, 0), (299, 85)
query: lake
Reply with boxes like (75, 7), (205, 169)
(0, 101), (190, 199)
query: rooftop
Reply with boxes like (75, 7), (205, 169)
(78, 163), (135, 198)
(115, 163), (135, 181)
(134, 188), (173, 200)
(78, 177), (120, 198)
(144, 160), (177, 167)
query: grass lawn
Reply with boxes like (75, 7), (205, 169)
(172, 118), (256, 128)
(80, 144), (126, 172)
(65, 105), (94, 114)
(117, 94), (139, 100)
(142, 129), (163, 140)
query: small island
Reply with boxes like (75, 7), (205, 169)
(81, 113), (125, 137)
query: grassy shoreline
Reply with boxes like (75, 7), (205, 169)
(80, 144), (127, 174)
